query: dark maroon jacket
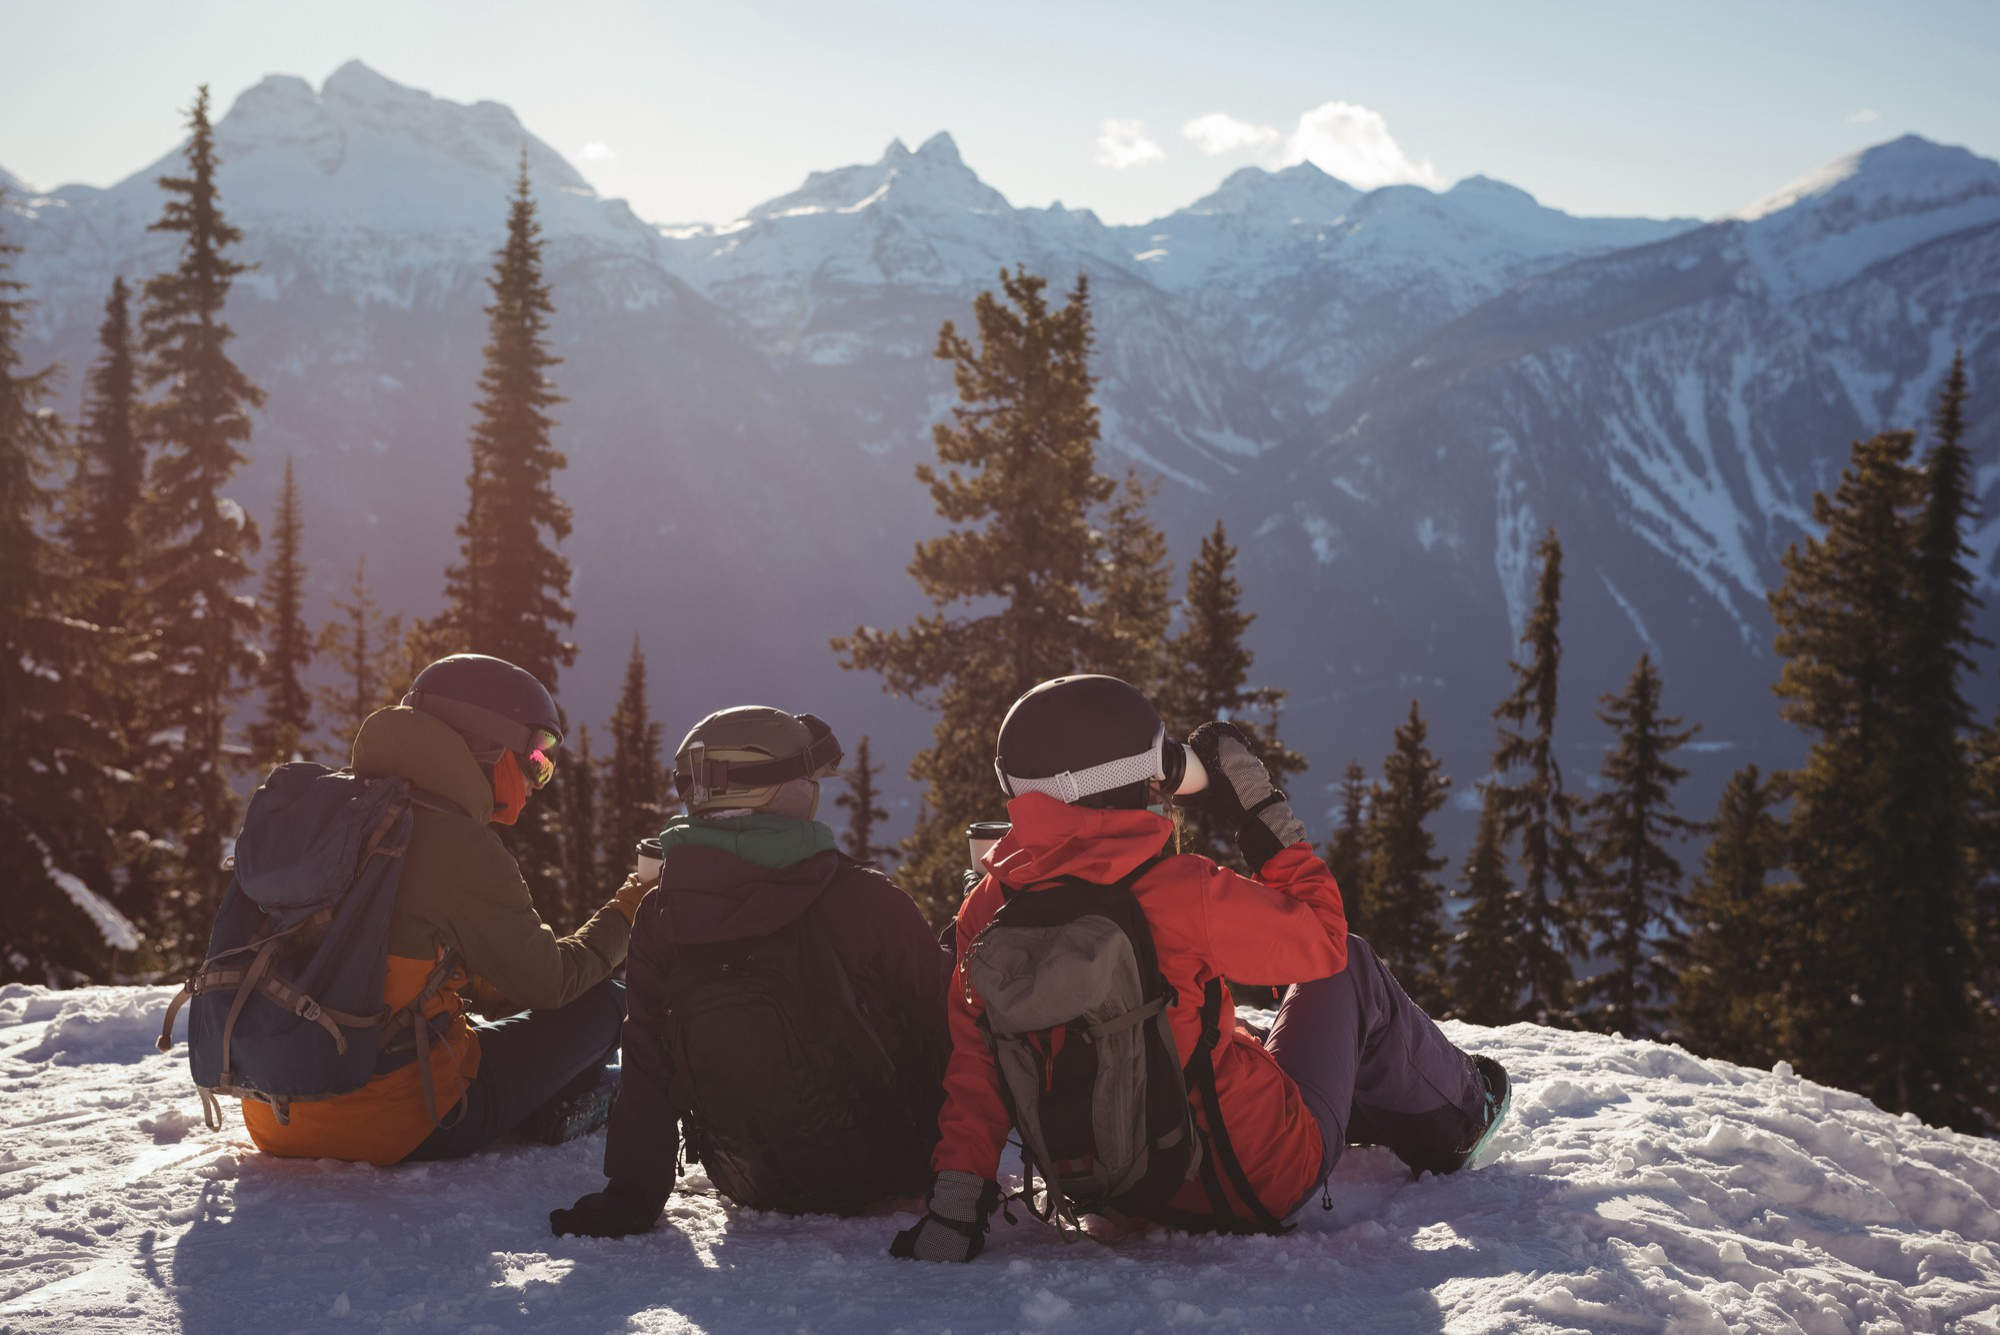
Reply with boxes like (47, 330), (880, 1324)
(602, 845), (951, 1202)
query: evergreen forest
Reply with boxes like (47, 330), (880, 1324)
(2, 86), (1995, 1138)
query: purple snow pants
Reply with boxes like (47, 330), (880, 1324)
(1263, 935), (1484, 1209)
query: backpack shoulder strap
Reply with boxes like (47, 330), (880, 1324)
(1184, 977), (1289, 1234)
(407, 786), (468, 818)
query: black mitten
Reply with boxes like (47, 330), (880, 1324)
(548, 1178), (668, 1239)
(1187, 721), (1307, 871)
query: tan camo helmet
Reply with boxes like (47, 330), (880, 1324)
(672, 706), (844, 819)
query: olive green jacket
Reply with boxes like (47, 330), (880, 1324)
(351, 706), (629, 1012)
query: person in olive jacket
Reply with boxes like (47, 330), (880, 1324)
(240, 654), (647, 1167)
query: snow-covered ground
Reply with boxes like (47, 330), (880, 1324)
(2, 985), (1996, 1334)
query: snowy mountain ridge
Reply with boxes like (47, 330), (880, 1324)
(5, 62), (1998, 827)
(1736, 134), (2000, 298)
(2, 983), (1996, 1332)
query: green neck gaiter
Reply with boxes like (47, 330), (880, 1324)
(658, 812), (839, 870)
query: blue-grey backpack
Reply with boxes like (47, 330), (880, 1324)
(157, 762), (464, 1131)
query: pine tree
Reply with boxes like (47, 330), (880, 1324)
(1452, 784), (1524, 1025)
(559, 725), (602, 928)
(1771, 430), (1919, 1103)
(1580, 654), (1700, 1038)
(603, 636), (666, 864)
(136, 87), (267, 952)
(1768, 412), (1991, 1130)
(248, 458), (312, 769)
(1323, 760), (1370, 905)
(1897, 352), (1992, 1126)
(439, 158), (573, 678)
(1671, 765), (1787, 1067)
(836, 735), (896, 864)
(1361, 702), (1452, 1011)
(1971, 716), (2000, 1013)
(316, 557), (405, 749)
(58, 275), (151, 922)
(1489, 526), (1585, 1024)
(0, 202), (128, 983)
(62, 277), (142, 631)
(835, 269), (1112, 921)
(438, 159), (575, 916)
(1087, 471), (1173, 693)
(1158, 521), (1306, 866)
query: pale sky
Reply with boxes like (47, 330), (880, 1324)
(4, 0), (1998, 227)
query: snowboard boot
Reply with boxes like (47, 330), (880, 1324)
(1443, 1054), (1511, 1173)
(517, 1065), (621, 1147)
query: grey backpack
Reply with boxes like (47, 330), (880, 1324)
(965, 857), (1285, 1233)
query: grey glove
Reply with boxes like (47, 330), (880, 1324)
(1187, 721), (1306, 871)
(888, 1170), (998, 1263)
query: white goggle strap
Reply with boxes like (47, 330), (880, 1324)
(996, 726), (1167, 804)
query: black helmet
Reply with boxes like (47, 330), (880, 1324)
(403, 654), (563, 783)
(994, 674), (1186, 807)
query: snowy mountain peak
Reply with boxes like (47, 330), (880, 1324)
(742, 128), (1007, 224)
(1739, 134), (2000, 223)
(914, 131), (963, 166)
(0, 163), (29, 196)
(1446, 174), (1539, 207)
(1182, 160), (1362, 221)
(1737, 134), (2000, 297)
(207, 60), (595, 202)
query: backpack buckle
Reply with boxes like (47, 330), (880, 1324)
(295, 996), (323, 1023)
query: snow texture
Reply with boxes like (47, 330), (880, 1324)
(3, 985), (1997, 1333)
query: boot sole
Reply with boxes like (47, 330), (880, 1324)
(1463, 1070), (1512, 1171)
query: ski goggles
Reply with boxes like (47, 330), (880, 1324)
(519, 728), (561, 789)
(402, 690), (564, 790)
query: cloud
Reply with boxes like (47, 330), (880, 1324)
(1183, 113), (1281, 157)
(1095, 119), (1166, 169)
(1848, 107), (1881, 125)
(581, 141), (617, 162)
(1172, 101), (1438, 188)
(1282, 101), (1438, 189)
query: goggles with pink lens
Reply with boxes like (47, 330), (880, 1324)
(522, 729), (560, 789)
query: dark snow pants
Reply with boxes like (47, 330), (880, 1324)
(1263, 936), (1484, 1207)
(406, 978), (627, 1161)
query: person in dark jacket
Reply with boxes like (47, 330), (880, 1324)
(550, 706), (951, 1238)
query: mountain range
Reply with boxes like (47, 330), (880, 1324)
(6, 60), (1997, 838)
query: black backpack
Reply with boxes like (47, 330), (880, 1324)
(963, 854), (1286, 1235)
(655, 879), (926, 1215)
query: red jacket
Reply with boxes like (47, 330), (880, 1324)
(934, 793), (1348, 1222)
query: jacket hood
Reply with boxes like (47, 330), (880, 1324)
(986, 792), (1175, 888)
(655, 845), (843, 944)
(349, 706), (495, 822)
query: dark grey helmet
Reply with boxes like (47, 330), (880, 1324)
(994, 675), (1186, 807)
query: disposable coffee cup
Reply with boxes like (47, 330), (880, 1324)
(635, 837), (664, 883)
(966, 821), (1011, 871)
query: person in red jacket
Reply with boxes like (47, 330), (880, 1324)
(892, 675), (1511, 1262)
